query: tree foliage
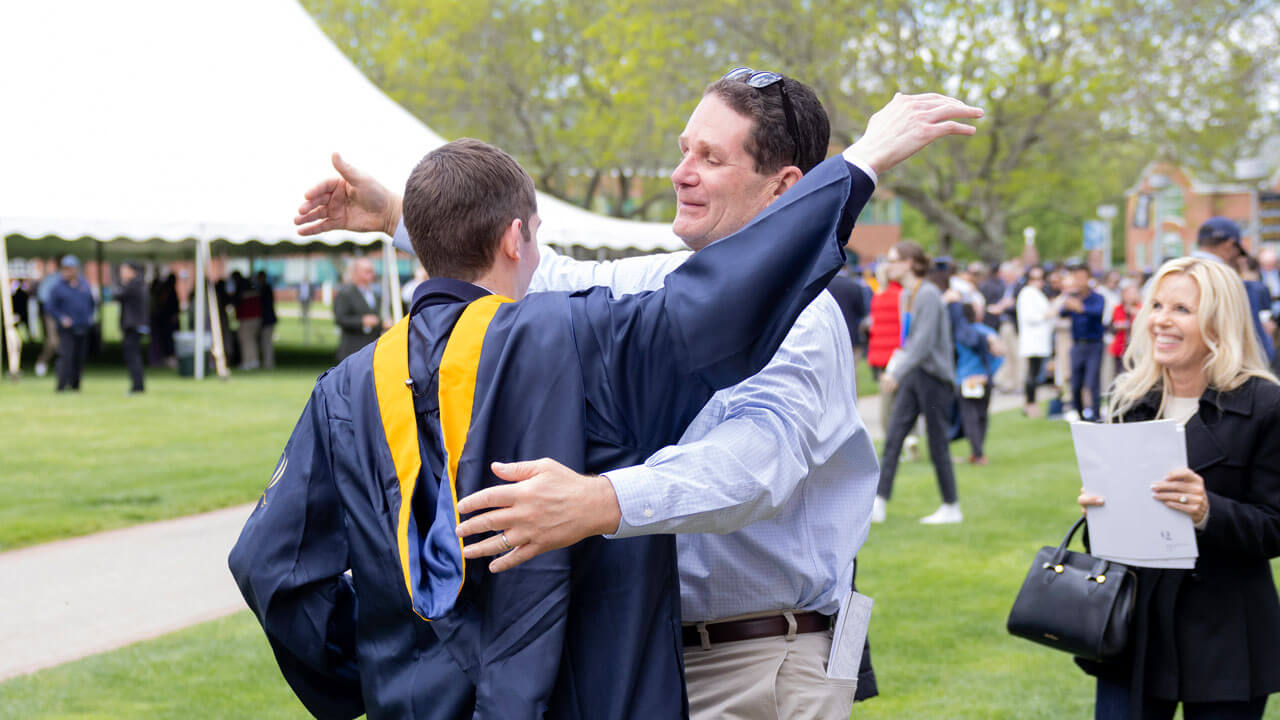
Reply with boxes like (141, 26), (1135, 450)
(302, 0), (1278, 259)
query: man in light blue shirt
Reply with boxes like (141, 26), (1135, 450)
(296, 79), (981, 718)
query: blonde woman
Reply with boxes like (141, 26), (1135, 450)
(1077, 257), (1280, 719)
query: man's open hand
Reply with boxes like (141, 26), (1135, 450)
(846, 93), (984, 176)
(294, 152), (402, 237)
(455, 458), (623, 573)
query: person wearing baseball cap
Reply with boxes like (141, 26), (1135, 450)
(1196, 216), (1249, 263)
(1193, 217), (1275, 362)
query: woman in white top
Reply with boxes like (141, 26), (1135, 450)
(1076, 257), (1280, 719)
(1015, 266), (1053, 415)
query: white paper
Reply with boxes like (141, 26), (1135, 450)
(827, 590), (873, 687)
(1103, 555), (1196, 569)
(1070, 420), (1198, 569)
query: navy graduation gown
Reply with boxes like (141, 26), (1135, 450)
(229, 156), (874, 719)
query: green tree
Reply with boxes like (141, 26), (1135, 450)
(301, 0), (718, 220)
(715, 0), (1276, 262)
(302, 1), (1277, 258)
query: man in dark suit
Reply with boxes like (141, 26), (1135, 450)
(333, 257), (382, 361)
(117, 261), (148, 393)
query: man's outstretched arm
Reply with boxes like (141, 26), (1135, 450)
(295, 93), (982, 246)
(456, 92), (984, 571)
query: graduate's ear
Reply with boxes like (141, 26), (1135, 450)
(498, 219), (522, 262)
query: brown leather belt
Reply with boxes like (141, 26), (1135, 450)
(682, 611), (832, 648)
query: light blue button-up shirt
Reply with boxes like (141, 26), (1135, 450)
(531, 246), (880, 621)
(394, 156), (881, 620)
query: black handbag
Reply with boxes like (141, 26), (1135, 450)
(1006, 516), (1136, 663)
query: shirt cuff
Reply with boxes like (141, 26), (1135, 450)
(1194, 505), (1209, 531)
(392, 218), (413, 254)
(840, 148), (878, 187)
(601, 465), (660, 539)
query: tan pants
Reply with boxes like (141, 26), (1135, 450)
(685, 627), (854, 720)
(37, 314), (59, 366)
(259, 323), (275, 369)
(1053, 326), (1073, 388)
(237, 317), (261, 369)
(994, 320), (1021, 392)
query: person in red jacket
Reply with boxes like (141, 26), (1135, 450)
(1108, 283), (1141, 376)
(867, 275), (902, 374)
(867, 272), (913, 447)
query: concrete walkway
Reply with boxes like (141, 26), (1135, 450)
(0, 503), (253, 681)
(0, 390), (1027, 681)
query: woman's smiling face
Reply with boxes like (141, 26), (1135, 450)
(1148, 272), (1210, 378)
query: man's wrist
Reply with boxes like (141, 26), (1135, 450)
(592, 473), (623, 536)
(841, 144), (880, 185)
(383, 196), (403, 237)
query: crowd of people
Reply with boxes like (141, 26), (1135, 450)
(5, 259), (287, 391)
(811, 214), (1280, 536)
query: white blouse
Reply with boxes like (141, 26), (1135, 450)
(1163, 396), (1200, 426)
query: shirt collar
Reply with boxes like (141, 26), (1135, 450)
(410, 277), (492, 315)
(1133, 378), (1256, 417)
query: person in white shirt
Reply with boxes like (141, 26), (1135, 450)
(1016, 265), (1053, 416)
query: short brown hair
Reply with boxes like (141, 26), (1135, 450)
(893, 241), (930, 278)
(402, 138), (537, 282)
(704, 74), (830, 175)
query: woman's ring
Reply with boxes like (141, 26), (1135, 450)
(1179, 495), (1188, 505)
(500, 531), (513, 552)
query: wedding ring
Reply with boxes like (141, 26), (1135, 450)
(500, 531), (513, 552)
(1179, 495), (1188, 505)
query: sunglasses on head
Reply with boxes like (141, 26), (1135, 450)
(722, 67), (801, 168)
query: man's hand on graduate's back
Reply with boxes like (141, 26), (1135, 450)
(844, 93), (984, 176)
(456, 458), (623, 572)
(294, 152), (402, 237)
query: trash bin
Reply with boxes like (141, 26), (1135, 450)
(175, 331), (212, 377)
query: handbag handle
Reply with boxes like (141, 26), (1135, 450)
(1046, 516), (1117, 584)
(1050, 516), (1087, 562)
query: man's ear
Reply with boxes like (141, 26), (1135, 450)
(499, 219), (523, 262)
(772, 165), (804, 198)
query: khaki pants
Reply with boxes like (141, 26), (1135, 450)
(237, 317), (261, 369)
(37, 314), (59, 366)
(1053, 326), (1073, 388)
(994, 320), (1021, 392)
(685, 626), (854, 720)
(259, 323), (275, 369)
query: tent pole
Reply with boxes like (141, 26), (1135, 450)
(95, 239), (105, 323)
(302, 253), (311, 345)
(203, 240), (228, 379)
(0, 233), (21, 380)
(193, 238), (207, 380)
(383, 236), (402, 324)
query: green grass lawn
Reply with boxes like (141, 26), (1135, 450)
(858, 412), (1096, 718)
(6, 410), (1277, 717)
(0, 613), (306, 720)
(0, 312), (334, 550)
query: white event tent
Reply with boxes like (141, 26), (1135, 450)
(0, 0), (682, 378)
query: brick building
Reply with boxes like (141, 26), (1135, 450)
(846, 190), (903, 263)
(1124, 161), (1280, 272)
